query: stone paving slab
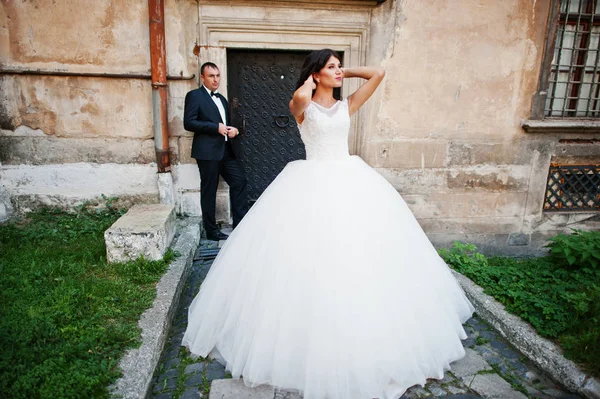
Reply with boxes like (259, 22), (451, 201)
(150, 240), (583, 399)
(450, 348), (492, 378)
(464, 374), (527, 399)
(210, 379), (284, 399)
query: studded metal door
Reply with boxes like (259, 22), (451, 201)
(227, 50), (309, 202)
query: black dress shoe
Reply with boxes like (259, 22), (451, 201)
(206, 231), (229, 241)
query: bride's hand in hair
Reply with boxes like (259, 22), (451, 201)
(308, 75), (316, 90)
(290, 74), (316, 119)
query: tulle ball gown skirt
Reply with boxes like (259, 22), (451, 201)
(183, 155), (474, 399)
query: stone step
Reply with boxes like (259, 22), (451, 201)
(104, 203), (175, 263)
(209, 379), (302, 399)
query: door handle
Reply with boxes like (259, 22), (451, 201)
(273, 115), (290, 128)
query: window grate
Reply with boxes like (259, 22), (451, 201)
(545, 0), (600, 117)
(544, 164), (600, 211)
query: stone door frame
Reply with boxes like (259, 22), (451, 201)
(196, 2), (371, 155)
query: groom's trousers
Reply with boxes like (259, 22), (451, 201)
(196, 145), (248, 236)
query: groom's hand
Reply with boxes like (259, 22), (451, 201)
(218, 123), (228, 137)
(226, 126), (239, 138)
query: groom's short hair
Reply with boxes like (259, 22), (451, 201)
(200, 62), (219, 75)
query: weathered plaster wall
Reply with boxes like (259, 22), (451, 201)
(372, 1), (541, 141)
(367, 0), (600, 255)
(0, 1), (149, 71)
(0, 0), (200, 213)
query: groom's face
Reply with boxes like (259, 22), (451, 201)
(201, 66), (221, 92)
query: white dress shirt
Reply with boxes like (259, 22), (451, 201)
(203, 86), (227, 125)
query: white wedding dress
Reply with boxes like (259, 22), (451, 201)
(183, 99), (474, 399)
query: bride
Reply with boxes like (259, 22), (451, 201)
(182, 49), (474, 399)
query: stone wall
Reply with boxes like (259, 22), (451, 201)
(366, 0), (600, 255)
(1, 0), (599, 254)
(0, 0), (199, 213)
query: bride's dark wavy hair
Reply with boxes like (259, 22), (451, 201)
(294, 49), (342, 92)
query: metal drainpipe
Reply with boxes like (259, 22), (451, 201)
(148, 0), (175, 204)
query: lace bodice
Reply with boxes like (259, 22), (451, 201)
(299, 99), (350, 160)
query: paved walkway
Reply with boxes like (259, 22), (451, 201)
(150, 239), (581, 399)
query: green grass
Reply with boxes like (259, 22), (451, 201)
(440, 241), (600, 378)
(0, 207), (175, 399)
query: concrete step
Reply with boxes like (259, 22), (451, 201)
(104, 203), (175, 263)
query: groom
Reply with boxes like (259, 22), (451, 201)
(184, 62), (248, 241)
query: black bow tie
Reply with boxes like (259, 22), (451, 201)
(210, 91), (216, 97)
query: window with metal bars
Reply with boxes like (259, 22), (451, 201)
(543, 164), (600, 211)
(545, 0), (600, 117)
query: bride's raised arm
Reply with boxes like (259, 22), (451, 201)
(344, 66), (385, 116)
(289, 75), (316, 123)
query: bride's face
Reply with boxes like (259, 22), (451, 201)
(314, 56), (343, 89)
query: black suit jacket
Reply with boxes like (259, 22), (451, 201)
(184, 87), (239, 161)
